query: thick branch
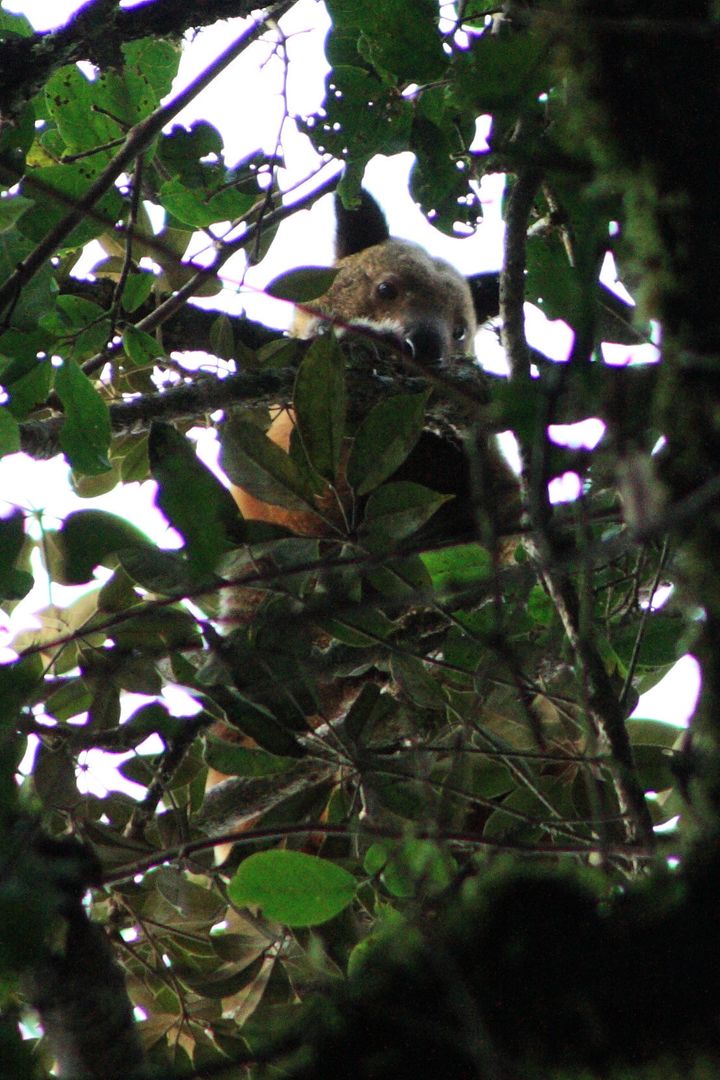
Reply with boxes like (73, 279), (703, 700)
(18, 345), (496, 460)
(0, 2), (294, 317)
(27, 909), (145, 1079)
(20, 833), (145, 1079)
(0, 0), (296, 117)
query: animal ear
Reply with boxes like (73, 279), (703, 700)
(334, 189), (390, 259)
(468, 272), (500, 325)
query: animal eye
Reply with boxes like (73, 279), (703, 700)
(376, 280), (399, 300)
(452, 324), (466, 342)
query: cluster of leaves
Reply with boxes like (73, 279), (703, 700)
(0, 1), (712, 1078)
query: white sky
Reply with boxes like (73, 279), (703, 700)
(0, 1), (700, 796)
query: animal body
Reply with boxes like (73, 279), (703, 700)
(229, 188), (516, 539)
(206, 188), (519, 861)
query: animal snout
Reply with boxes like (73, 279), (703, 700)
(403, 318), (450, 366)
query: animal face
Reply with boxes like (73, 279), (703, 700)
(292, 191), (477, 365)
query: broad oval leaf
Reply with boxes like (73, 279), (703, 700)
(266, 266), (338, 303)
(420, 542), (492, 590)
(219, 416), (318, 513)
(55, 358), (111, 475)
(228, 849), (357, 927)
(361, 481), (452, 551)
(0, 401), (27, 456)
(293, 335), (346, 481)
(347, 390), (430, 495)
(0, 510), (32, 601)
(57, 509), (153, 584)
(149, 421), (241, 574)
(123, 324), (164, 366)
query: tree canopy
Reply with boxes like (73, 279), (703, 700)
(0, 1), (718, 1078)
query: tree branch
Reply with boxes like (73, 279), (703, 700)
(500, 161), (655, 851)
(0, 1), (295, 317)
(0, 0), (297, 117)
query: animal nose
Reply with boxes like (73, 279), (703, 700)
(404, 320), (448, 366)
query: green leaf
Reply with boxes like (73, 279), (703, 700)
(204, 738), (295, 778)
(266, 267), (338, 303)
(148, 422), (240, 575)
(0, 654), (43, 725)
(19, 163), (123, 249)
(380, 840), (455, 899)
(228, 850), (357, 927)
(293, 335), (346, 481)
(121, 37), (179, 107)
(204, 686), (306, 759)
(0, 406), (20, 457)
(208, 313), (235, 360)
(56, 509), (153, 584)
(158, 176), (255, 228)
(153, 866), (226, 923)
(123, 325), (164, 366)
(626, 718), (685, 746)
(347, 390), (430, 495)
(345, 683), (382, 743)
(54, 358), (111, 475)
(122, 702), (188, 744)
(389, 654), (445, 710)
(0, 10), (33, 36)
(32, 744), (79, 811)
(448, 28), (551, 117)
(0, 511), (32, 601)
(318, 605), (394, 647)
(0, 232), (56, 332)
(326, 0), (446, 83)
(363, 842), (389, 876)
(121, 271), (154, 313)
(158, 121), (224, 179)
(362, 481), (452, 551)
(365, 552), (432, 598)
(420, 543), (492, 591)
(219, 416), (318, 513)
(633, 743), (676, 794)
(0, 194), (32, 232)
(613, 612), (685, 672)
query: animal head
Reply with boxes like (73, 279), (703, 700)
(293, 190), (478, 366)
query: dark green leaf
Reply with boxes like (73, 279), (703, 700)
(158, 176), (255, 228)
(219, 416), (318, 513)
(123, 325), (164, 366)
(33, 745), (78, 810)
(149, 422), (240, 575)
(121, 271), (155, 313)
(347, 391), (430, 495)
(381, 840), (455, 899)
(0, 510), (31, 600)
(293, 335), (346, 481)
(153, 866), (226, 922)
(362, 481), (451, 550)
(55, 358), (111, 474)
(204, 737), (295, 778)
(56, 509), (153, 584)
(389, 654), (445, 710)
(626, 718), (684, 747)
(266, 266), (338, 303)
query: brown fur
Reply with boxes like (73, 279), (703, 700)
(293, 238), (477, 364)
(231, 228), (480, 533)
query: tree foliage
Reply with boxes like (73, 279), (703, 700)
(0, 1), (718, 1077)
